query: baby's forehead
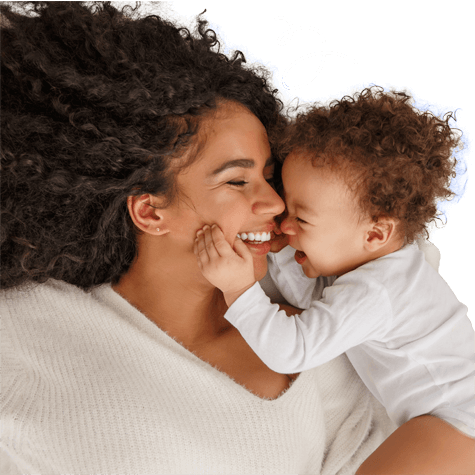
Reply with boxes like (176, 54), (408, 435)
(283, 153), (342, 183)
(283, 155), (358, 203)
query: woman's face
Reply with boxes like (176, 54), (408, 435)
(163, 103), (285, 281)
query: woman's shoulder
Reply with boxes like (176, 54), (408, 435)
(1, 279), (92, 326)
(0, 279), (131, 367)
(1, 278), (87, 300)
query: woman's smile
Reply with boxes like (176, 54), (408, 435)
(235, 223), (278, 255)
(242, 239), (272, 256)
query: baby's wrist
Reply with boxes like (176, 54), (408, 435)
(223, 282), (256, 308)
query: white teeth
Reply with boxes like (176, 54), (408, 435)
(236, 234), (241, 239)
(236, 231), (272, 242)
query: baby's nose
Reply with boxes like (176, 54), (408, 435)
(280, 217), (296, 235)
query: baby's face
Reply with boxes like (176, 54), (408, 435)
(280, 153), (372, 278)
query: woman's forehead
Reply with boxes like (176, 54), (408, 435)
(189, 108), (271, 172)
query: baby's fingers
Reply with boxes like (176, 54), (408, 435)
(194, 230), (209, 266)
(233, 237), (253, 262)
(210, 225), (234, 257)
(201, 225), (222, 262)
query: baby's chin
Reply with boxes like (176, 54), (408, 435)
(303, 269), (317, 278)
(301, 263), (320, 279)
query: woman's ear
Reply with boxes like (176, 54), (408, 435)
(127, 194), (170, 236)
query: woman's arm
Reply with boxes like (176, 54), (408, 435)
(357, 415), (475, 474)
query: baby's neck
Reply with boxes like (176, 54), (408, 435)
(337, 235), (406, 278)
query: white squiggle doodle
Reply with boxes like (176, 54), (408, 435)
(274, 16), (358, 90)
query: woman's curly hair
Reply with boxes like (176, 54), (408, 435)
(282, 87), (461, 242)
(1, 1), (285, 290)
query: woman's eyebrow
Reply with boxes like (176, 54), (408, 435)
(210, 157), (274, 175)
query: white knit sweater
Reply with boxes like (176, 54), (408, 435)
(1, 279), (396, 475)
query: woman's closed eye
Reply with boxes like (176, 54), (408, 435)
(227, 175), (274, 187)
(227, 181), (248, 186)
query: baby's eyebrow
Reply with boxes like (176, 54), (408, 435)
(284, 191), (316, 217)
(296, 203), (317, 217)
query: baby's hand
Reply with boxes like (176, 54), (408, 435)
(194, 224), (256, 306)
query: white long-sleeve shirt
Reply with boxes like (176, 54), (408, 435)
(1, 278), (396, 475)
(225, 243), (475, 437)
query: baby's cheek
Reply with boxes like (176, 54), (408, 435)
(270, 232), (289, 253)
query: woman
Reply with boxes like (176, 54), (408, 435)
(1, 3), (473, 474)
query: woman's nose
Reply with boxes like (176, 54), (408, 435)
(280, 216), (296, 235)
(252, 182), (285, 216)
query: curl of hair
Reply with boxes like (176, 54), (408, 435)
(281, 87), (461, 242)
(1, 1), (285, 290)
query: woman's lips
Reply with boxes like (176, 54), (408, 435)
(244, 240), (272, 256)
(240, 230), (277, 256)
(237, 225), (278, 256)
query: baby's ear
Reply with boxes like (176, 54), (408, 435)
(364, 217), (398, 252)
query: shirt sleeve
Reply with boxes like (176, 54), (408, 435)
(267, 247), (336, 308)
(225, 272), (394, 373)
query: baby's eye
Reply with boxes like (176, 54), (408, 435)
(295, 217), (307, 224)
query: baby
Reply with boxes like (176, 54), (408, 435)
(194, 87), (474, 437)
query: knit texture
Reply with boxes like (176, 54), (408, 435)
(1, 279), (396, 474)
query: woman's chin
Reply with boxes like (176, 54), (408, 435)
(252, 254), (269, 281)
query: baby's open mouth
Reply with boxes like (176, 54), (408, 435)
(294, 250), (307, 264)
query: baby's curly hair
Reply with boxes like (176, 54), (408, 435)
(1, 1), (285, 290)
(283, 87), (461, 242)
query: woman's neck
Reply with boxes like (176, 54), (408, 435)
(112, 238), (231, 349)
